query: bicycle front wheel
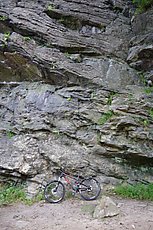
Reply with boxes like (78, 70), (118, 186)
(79, 178), (101, 201)
(44, 180), (65, 203)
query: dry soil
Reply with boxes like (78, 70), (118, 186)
(0, 196), (153, 230)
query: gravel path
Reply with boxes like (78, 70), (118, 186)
(1, 196), (153, 230)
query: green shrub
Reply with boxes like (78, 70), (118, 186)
(0, 183), (43, 206)
(0, 184), (26, 205)
(114, 183), (153, 201)
(133, 0), (153, 13)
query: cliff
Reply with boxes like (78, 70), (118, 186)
(0, 0), (153, 194)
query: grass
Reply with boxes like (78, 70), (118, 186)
(98, 110), (114, 125)
(139, 117), (150, 127)
(107, 92), (116, 105)
(0, 183), (43, 206)
(0, 184), (26, 205)
(114, 183), (153, 201)
(144, 86), (153, 94)
(65, 190), (74, 199)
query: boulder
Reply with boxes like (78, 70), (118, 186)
(93, 196), (120, 218)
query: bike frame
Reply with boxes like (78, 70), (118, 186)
(59, 171), (79, 186)
(58, 171), (91, 193)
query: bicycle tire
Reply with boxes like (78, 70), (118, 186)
(44, 180), (65, 203)
(79, 178), (101, 201)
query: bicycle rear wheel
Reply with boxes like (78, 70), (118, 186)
(44, 180), (65, 203)
(79, 178), (101, 201)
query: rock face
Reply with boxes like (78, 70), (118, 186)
(0, 0), (153, 191)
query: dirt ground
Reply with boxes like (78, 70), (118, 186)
(0, 196), (153, 230)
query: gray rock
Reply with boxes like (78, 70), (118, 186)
(93, 196), (120, 218)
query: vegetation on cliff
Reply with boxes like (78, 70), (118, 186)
(133, 0), (153, 12)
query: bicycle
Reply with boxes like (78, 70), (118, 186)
(44, 170), (101, 203)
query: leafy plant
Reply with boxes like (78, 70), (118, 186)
(52, 128), (60, 135)
(0, 184), (26, 205)
(149, 108), (153, 119)
(90, 91), (97, 99)
(58, 18), (65, 24)
(47, 4), (55, 11)
(138, 117), (150, 127)
(107, 92), (116, 105)
(67, 97), (72, 101)
(0, 183), (43, 206)
(139, 72), (147, 85)
(24, 36), (31, 42)
(143, 119), (150, 127)
(114, 183), (153, 201)
(64, 52), (71, 58)
(6, 130), (15, 138)
(132, 0), (153, 13)
(144, 86), (153, 94)
(3, 32), (10, 47)
(0, 15), (8, 21)
(98, 110), (114, 125)
(24, 192), (43, 205)
(128, 94), (134, 102)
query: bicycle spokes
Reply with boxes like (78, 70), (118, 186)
(79, 178), (101, 201)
